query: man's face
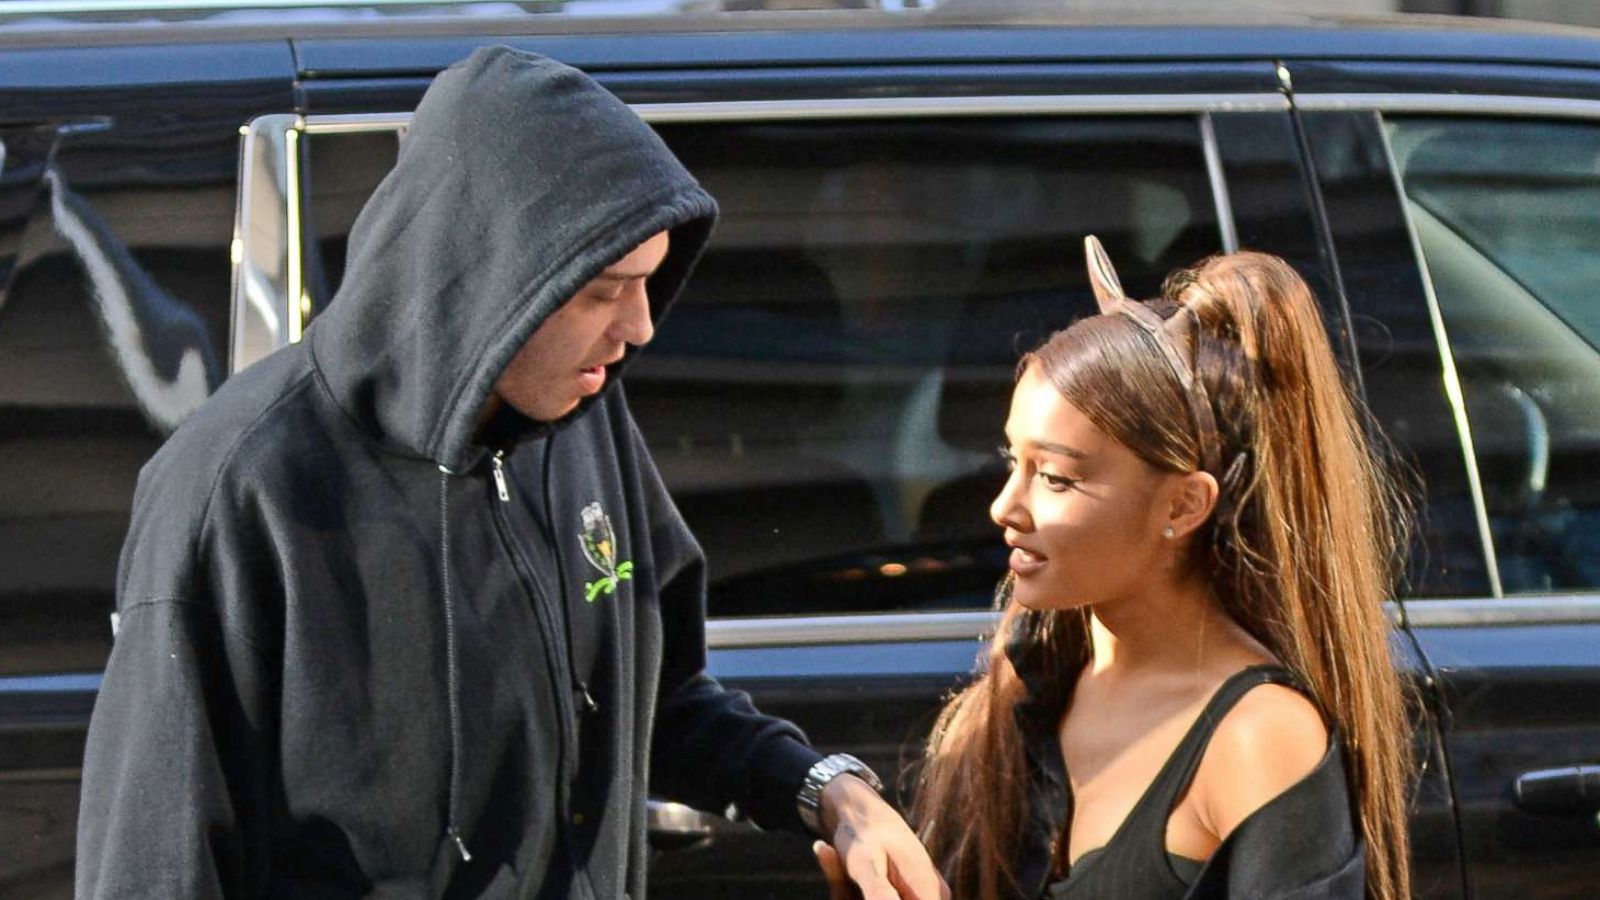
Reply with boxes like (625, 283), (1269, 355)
(493, 231), (671, 422)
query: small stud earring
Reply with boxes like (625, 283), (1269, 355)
(1162, 526), (1176, 539)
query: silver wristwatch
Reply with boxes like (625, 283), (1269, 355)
(797, 752), (885, 836)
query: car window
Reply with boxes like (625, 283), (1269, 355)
(302, 116), (1223, 616)
(1298, 110), (1493, 600)
(1388, 116), (1600, 595)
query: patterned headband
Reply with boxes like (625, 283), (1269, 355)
(1083, 235), (1222, 477)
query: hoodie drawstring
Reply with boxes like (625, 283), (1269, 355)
(438, 467), (472, 863)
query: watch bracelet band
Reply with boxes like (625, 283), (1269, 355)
(797, 752), (885, 836)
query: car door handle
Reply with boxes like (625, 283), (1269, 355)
(1512, 765), (1600, 815)
(647, 799), (725, 851)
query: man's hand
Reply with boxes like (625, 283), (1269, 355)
(807, 774), (950, 900)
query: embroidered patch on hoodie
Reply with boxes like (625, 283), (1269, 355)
(579, 501), (633, 602)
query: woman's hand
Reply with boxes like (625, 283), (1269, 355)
(810, 774), (950, 900)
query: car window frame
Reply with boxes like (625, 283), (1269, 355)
(231, 90), (1299, 646)
(1296, 89), (1600, 628)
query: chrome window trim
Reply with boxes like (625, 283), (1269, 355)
(1199, 111), (1240, 253)
(1374, 114), (1504, 598)
(707, 611), (999, 648)
(304, 95), (1288, 134)
(284, 126), (308, 344)
(1403, 595), (1600, 628)
(301, 115), (404, 135)
(1295, 93), (1600, 120)
(705, 596), (1600, 648)
(631, 95), (1289, 120)
(231, 93), (1283, 372)
(229, 113), (305, 374)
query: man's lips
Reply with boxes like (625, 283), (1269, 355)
(577, 364), (609, 394)
(577, 355), (623, 392)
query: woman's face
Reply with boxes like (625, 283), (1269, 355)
(991, 364), (1174, 611)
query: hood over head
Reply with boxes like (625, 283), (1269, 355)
(308, 46), (717, 472)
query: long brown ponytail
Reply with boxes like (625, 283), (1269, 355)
(912, 250), (1413, 900)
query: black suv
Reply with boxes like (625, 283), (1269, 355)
(3, 4), (1599, 899)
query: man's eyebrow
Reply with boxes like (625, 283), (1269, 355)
(596, 267), (655, 282)
(1030, 440), (1087, 460)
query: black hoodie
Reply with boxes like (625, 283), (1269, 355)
(77, 47), (822, 900)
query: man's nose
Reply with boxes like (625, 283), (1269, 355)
(610, 284), (655, 347)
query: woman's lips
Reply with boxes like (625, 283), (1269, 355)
(1009, 546), (1047, 576)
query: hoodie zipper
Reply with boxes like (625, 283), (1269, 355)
(491, 450), (510, 502)
(481, 448), (585, 805)
(484, 461), (576, 735)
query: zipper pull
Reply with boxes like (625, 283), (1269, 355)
(491, 451), (510, 503)
(577, 681), (598, 715)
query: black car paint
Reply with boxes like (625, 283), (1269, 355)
(2, 11), (1598, 900)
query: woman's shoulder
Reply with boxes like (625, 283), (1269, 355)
(1180, 680), (1363, 900)
(1193, 675), (1330, 840)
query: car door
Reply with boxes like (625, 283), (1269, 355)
(1294, 60), (1600, 900)
(632, 64), (1461, 899)
(644, 94), (1283, 900)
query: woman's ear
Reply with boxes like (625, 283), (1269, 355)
(1165, 470), (1219, 539)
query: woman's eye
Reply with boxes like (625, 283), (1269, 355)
(1039, 472), (1078, 491)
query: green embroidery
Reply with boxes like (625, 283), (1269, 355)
(584, 562), (634, 603)
(578, 503), (632, 604)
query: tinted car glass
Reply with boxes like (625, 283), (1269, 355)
(1388, 116), (1600, 594)
(1, 120), (235, 678)
(303, 116), (1223, 617)
(1299, 110), (1492, 600)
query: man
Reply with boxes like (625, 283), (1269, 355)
(77, 47), (943, 900)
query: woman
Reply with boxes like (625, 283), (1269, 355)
(827, 238), (1412, 900)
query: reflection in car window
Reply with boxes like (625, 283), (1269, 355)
(1389, 117), (1600, 595)
(650, 119), (1221, 616)
(305, 117), (1221, 616)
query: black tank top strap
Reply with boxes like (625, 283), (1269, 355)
(1038, 665), (1312, 899)
(1122, 664), (1305, 847)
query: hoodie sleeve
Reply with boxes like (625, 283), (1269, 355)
(76, 460), (280, 900)
(628, 417), (825, 833)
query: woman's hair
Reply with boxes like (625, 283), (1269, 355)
(911, 250), (1414, 900)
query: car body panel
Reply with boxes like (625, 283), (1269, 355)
(1407, 621), (1600, 900)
